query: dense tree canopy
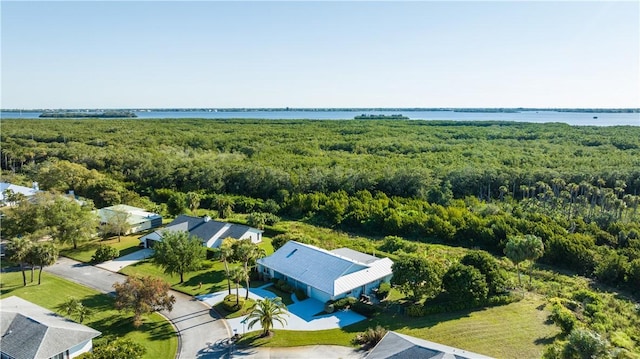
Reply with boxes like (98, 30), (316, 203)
(152, 231), (206, 283)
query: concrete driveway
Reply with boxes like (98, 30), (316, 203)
(197, 286), (366, 334)
(96, 248), (153, 272)
(46, 257), (230, 359)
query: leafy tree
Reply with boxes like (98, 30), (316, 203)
(47, 196), (98, 249)
(246, 297), (289, 337)
(152, 230), (205, 283)
(461, 251), (507, 296)
(113, 276), (176, 328)
(442, 263), (489, 304)
(391, 255), (443, 302)
(504, 235), (529, 286)
(563, 329), (609, 359)
(594, 249), (628, 285)
(29, 241), (59, 285)
(85, 338), (146, 359)
(167, 192), (188, 216)
(6, 236), (35, 286)
(103, 209), (131, 241)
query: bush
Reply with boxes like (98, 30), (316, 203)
(376, 282), (391, 300)
(295, 288), (307, 301)
(324, 302), (335, 313)
(549, 301), (577, 334)
(352, 301), (377, 317)
(406, 304), (428, 317)
(222, 294), (245, 312)
(334, 296), (357, 310)
(91, 245), (119, 263)
(354, 325), (387, 347)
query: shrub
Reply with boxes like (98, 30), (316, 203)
(549, 301), (577, 334)
(354, 325), (387, 348)
(352, 301), (377, 317)
(333, 297), (357, 310)
(295, 288), (307, 301)
(91, 245), (119, 263)
(406, 304), (427, 317)
(376, 282), (391, 300)
(222, 294), (245, 312)
(324, 302), (335, 313)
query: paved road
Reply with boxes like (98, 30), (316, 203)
(46, 257), (230, 358)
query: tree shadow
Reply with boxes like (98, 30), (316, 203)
(534, 333), (561, 345)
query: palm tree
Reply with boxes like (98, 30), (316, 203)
(31, 242), (59, 285)
(228, 266), (247, 306)
(219, 238), (235, 295)
(233, 239), (267, 299)
(246, 297), (289, 337)
(6, 237), (34, 286)
(504, 235), (528, 287)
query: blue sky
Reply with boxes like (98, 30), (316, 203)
(1, 1), (638, 109)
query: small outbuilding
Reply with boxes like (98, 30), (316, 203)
(0, 296), (102, 359)
(257, 241), (393, 303)
(139, 214), (262, 249)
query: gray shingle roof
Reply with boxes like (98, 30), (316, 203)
(141, 215), (261, 248)
(1, 296), (101, 359)
(367, 332), (494, 359)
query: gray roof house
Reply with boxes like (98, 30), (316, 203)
(367, 331), (494, 359)
(257, 241), (393, 303)
(0, 296), (101, 359)
(139, 215), (263, 249)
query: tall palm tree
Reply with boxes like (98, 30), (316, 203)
(219, 238), (235, 295)
(246, 297), (289, 337)
(228, 266), (248, 306)
(233, 239), (267, 299)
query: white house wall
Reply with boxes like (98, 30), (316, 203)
(68, 339), (93, 358)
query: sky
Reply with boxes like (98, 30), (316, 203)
(1, 1), (639, 109)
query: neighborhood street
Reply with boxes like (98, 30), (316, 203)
(46, 257), (231, 358)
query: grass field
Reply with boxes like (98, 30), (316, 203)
(59, 234), (143, 263)
(0, 270), (177, 359)
(238, 294), (557, 358)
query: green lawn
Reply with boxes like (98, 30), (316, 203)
(0, 270), (177, 359)
(238, 294), (557, 358)
(59, 234), (143, 263)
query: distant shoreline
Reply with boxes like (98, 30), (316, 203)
(2, 107), (639, 113)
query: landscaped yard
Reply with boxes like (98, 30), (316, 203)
(59, 234), (143, 263)
(0, 270), (177, 359)
(238, 294), (557, 358)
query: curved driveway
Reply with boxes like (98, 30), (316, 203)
(46, 257), (230, 358)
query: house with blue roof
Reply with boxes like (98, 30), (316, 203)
(257, 241), (393, 303)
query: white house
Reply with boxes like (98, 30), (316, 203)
(0, 182), (40, 206)
(0, 296), (101, 359)
(257, 241), (393, 303)
(95, 204), (163, 234)
(367, 331), (494, 359)
(139, 215), (262, 249)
